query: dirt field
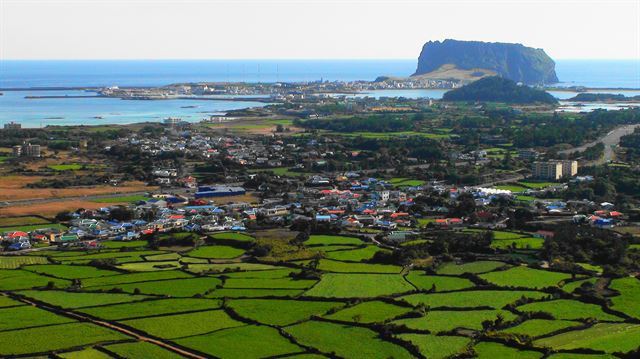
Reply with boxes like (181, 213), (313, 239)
(0, 176), (45, 189)
(0, 200), (114, 218)
(0, 185), (150, 201)
(0, 176), (153, 201)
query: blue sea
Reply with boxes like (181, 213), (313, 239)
(1, 59), (639, 127)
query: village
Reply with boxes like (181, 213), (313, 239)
(0, 124), (628, 253)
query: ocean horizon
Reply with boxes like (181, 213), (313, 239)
(1, 59), (639, 89)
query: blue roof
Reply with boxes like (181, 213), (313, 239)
(184, 205), (218, 210)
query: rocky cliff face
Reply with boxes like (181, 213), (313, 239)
(412, 39), (559, 85)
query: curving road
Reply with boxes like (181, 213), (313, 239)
(558, 124), (640, 164)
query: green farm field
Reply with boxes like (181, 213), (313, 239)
(0, 233), (637, 357)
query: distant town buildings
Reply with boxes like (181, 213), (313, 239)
(532, 160), (578, 180)
(4, 122), (21, 130)
(13, 142), (41, 158)
(518, 149), (540, 160)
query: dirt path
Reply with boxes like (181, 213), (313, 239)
(2, 292), (208, 359)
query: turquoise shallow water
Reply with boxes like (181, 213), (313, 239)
(1, 59), (638, 127)
(0, 90), (267, 127)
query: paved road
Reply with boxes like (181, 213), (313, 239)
(558, 124), (640, 164)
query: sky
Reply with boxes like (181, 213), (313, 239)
(1, 0), (639, 60)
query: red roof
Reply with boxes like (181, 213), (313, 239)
(536, 230), (555, 237)
(609, 211), (623, 217)
(7, 231), (28, 238)
(169, 215), (185, 220)
(390, 212), (409, 218)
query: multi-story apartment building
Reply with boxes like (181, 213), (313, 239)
(532, 160), (578, 180)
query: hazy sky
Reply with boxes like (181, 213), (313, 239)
(1, 0), (639, 60)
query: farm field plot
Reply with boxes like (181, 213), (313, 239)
(117, 260), (181, 271)
(518, 181), (556, 189)
(0, 322), (127, 356)
(121, 309), (243, 339)
(206, 288), (305, 298)
(58, 347), (113, 359)
(185, 262), (280, 273)
(400, 290), (547, 309)
(324, 300), (412, 323)
(143, 252), (181, 261)
(91, 276), (222, 297)
(208, 232), (255, 242)
(100, 240), (148, 249)
(179, 256), (209, 264)
(479, 266), (572, 289)
(474, 341), (542, 358)
(227, 298), (342, 325)
(436, 260), (506, 275)
(396, 334), (471, 359)
(534, 323), (640, 353)
(175, 325), (303, 359)
(305, 235), (364, 246)
(405, 272), (475, 291)
(103, 341), (183, 359)
(285, 320), (412, 359)
(17, 290), (149, 309)
(57, 251), (167, 265)
(324, 245), (384, 262)
(546, 354), (617, 359)
(0, 305), (73, 330)
(608, 277), (640, 319)
(305, 273), (414, 298)
(0, 269), (70, 290)
(23, 264), (120, 279)
(516, 299), (623, 321)
(314, 244), (361, 252)
(187, 245), (245, 259)
(316, 259), (402, 273)
(562, 278), (598, 293)
(388, 178), (426, 187)
(491, 237), (544, 250)
(0, 215), (50, 227)
(0, 255), (49, 269)
(79, 298), (222, 320)
(90, 195), (150, 203)
(0, 295), (22, 308)
(222, 268), (295, 279)
(501, 319), (582, 338)
(81, 270), (193, 287)
(222, 277), (316, 289)
(0, 223), (67, 232)
(392, 309), (517, 333)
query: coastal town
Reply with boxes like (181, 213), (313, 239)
(0, 87), (637, 256)
(1, 2), (640, 353)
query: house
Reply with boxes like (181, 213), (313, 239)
(195, 186), (246, 199)
(534, 230), (555, 239)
